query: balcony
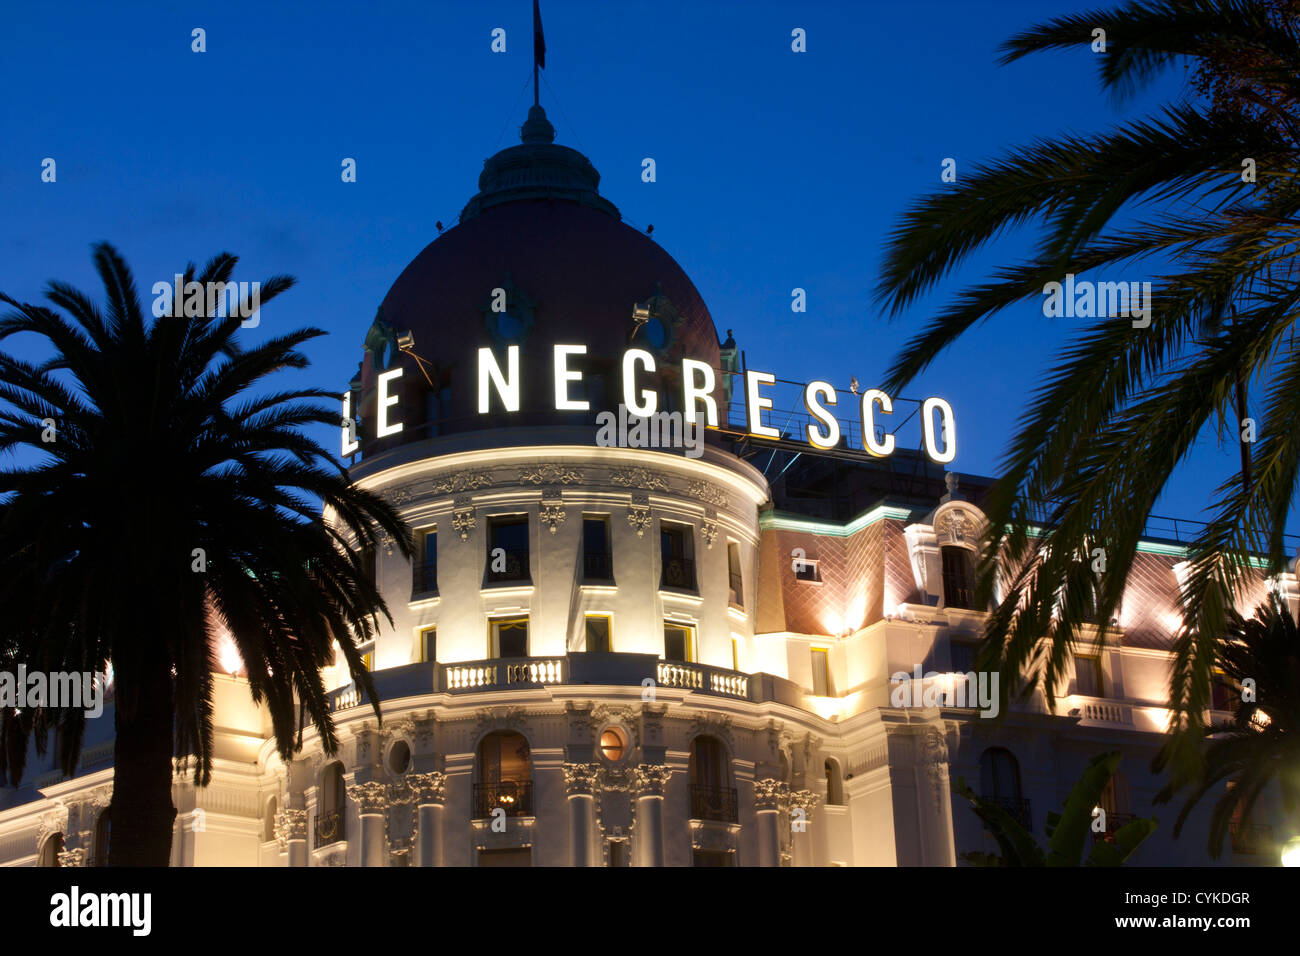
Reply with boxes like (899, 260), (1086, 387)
(690, 785), (739, 823)
(1229, 821), (1272, 856)
(474, 781), (534, 818)
(980, 795), (1032, 830)
(442, 657), (565, 691)
(657, 660), (749, 699)
(485, 548), (530, 585)
(583, 552), (614, 582)
(660, 556), (696, 591)
(315, 809), (346, 848)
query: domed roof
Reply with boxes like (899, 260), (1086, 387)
(354, 106), (723, 456)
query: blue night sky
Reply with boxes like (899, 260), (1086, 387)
(3, 0), (1295, 541)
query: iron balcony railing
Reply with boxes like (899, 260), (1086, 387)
(661, 556), (696, 591)
(485, 547), (530, 585)
(315, 809), (346, 848)
(583, 551), (614, 582)
(980, 795), (1032, 831)
(1229, 821), (1272, 855)
(690, 784), (739, 823)
(474, 781), (534, 818)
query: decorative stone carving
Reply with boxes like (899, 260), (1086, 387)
(275, 808), (307, 849)
(788, 789), (821, 814)
(922, 729), (950, 813)
(686, 480), (726, 507)
(473, 706), (528, 737)
(519, 463), (583, 485)
(429, 471), (493, 494)
(452, 507), (477, 541)
(540, 503), (566, 535)
(753, 778), (788, 811)
(347, 781), (390, 815)
(563, 763), (601, 796)
(689, 820), (740, 852)
(937, 509), (974, 546)
(382, 718), (415, 745)
(701, 519), (719, 549)
(632, 764), (672, 797)
(689, 713), (735, 751)
(379, 531), (395, 556)
(405, 772), (447, 805)
(384, 487), (415, 506)
(609, 467), (669, 491)
(57, 848), (86, 867)
(627, 507), (652, 537)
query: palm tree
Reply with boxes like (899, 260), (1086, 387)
(0, 242), (410, 865)
(955, 752), (1157, 865)
(1152, 595), (1300, 857)
(875, 0), (1300, 767)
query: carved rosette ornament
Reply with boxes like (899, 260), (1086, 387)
(753, 778), (789, 811)
(57, 848), (86, 868)
(540, 503), (567, 535)
(347, 781), (390, 815)
(627, 506), (652, 537)
(452, 507), (477, 541)
(563, 763), (602, 796)
(275, 808), (308, 849)
(406, 772), (447, 806)
(632, 764), (672, 797)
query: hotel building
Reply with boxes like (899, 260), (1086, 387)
(1, 104), (1294, 867)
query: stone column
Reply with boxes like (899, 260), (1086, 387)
(788, 790), (821, 867)
(347, 782), (390, 867)
(563, 763), (601, 867)
(276, 809), (308, 867)
(754, 779), (788, 867)
(407, 772), (447, 868)
(632, 765), (672, 867)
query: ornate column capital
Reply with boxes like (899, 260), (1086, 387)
(406, 772), (447, 806)
(753, 778), (789, 811)
(57, 847), (86, 868)
(563, 762), (601, 796)
(347, 781), (390, 815)
(632, 764), (672, 797)
(275, 808), (308, 848)
(788, 789), (821, 813)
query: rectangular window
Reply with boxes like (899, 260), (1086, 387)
(660, 522), (696, 591)
(584, 615), (612, 653)
(419, 626), (436, 664)
(359, 641), (375, 673)
(950, 641), (977, 674)
(731, 637), (740, 671)
(583, 516), (613, 582)
(811, 648), (831, 697)
(941, 546), (975, 609)
(727, 542), (744, 608)
(608, 840), (629, 867)
(664, 622), (695, 663)
(1212, 670), (1239, 713)
(414, 527), (437, 594)
(1075, 654), (1103, 697)
(491, 617), (529, 658)
(794, 558), (820, 582)
(486, 516), (530, 585)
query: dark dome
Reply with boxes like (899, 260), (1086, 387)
(354, 107), (723, 455)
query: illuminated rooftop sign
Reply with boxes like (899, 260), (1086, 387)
(342, 344), (956, 465)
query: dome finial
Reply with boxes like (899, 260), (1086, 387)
(521, 103), (555, 144)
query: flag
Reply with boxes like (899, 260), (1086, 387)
(534, 0), (546, 70)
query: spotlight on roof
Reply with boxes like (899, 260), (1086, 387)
(397, 330), (415, 351)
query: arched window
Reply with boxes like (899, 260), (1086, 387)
(941, 546), (976, 609)
(39, 832), (64, 867)
(93, 809), (111, 866)
(316, 762), (346, 848)
(689, 736), (736, 822)
(476, 731), (532, 817)
(824, 758), (844, 806)
(979, 747), (1028, 828)
(263, 795), (278, 843)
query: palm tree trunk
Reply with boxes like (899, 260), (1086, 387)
(108, 654), (177, 866)
(1236, 374), (1252, 495)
